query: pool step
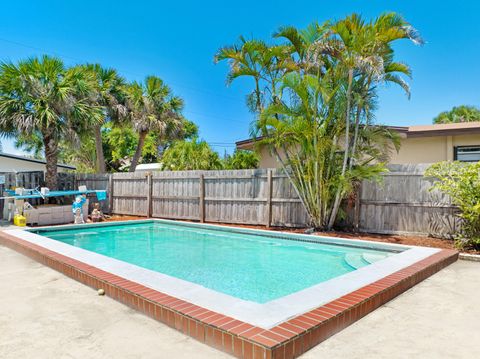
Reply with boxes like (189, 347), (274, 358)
(362, 253), (388, 264)
(344, 253), (370, 269)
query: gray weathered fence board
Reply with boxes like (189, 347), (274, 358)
(109, 168), (310, 227)
(112, 172), (149, 216)
(357, 164), (458, 237)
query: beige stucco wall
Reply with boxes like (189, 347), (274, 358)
(390, 134), (480, 164)
(254, 133), (480, 168)
(258, 147), (281, 168)
(389, 137), (450, 164)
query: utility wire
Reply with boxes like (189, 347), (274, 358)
(0, 37), (246, 104)
(0, 36), (251, 149)
(183, 110), (249, 125)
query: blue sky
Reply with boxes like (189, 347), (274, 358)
(1, 0), (479, 156)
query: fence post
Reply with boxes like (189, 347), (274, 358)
(108, 174), (114, 215)
(199, 174), (205, 223)
(146, 172), (153, 218)
(266, 169), (273, 228)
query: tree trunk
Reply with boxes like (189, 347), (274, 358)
(42, 133), (58, 190)
(129, 130), (148, 172)
(94, 124), (106, 173)
(350, 78), (371, 171)
(349, 106), (362, 170)
(341, 69), (354, 174)
(327, 68), (354, 230)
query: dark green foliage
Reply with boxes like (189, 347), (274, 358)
(223, 150), (259, 170)
(433, 105), (480, 124)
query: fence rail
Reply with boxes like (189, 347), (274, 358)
(0, 164), (458, 237)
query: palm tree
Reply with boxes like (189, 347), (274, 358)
(0, 55), (102, 189)
(433, 105), (480, 124)
(216, 13), (421, 230)
(215, 37), (295, 115)
(126, 76), (184, 172)
(326, 12), (423, 228)
(82, 64), (127, 173)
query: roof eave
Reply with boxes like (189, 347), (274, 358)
(407, 127), (480, 138)
(0, 153), (76, 170)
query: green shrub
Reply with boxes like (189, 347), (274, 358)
(425, 161), (480, 250)
(223, 150), (259, 170)
(161, 138), (222, 170)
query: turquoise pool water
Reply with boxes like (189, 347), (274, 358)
(32, 221), (396, 303)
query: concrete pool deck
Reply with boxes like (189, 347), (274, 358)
(0, 245), (479, 358)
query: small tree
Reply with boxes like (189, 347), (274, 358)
(425, 161), (480, 249)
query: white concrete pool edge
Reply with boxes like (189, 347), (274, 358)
(4, 222), (439, 329)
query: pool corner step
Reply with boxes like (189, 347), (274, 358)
(344, 253), (369, 269)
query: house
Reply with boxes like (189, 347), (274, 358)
(236, 122), (480, 168)
(0, 152), (76, 173)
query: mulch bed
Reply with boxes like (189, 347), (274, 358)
(104, 215), (479, 255)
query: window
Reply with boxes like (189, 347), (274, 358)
(454, 146), (480, 162)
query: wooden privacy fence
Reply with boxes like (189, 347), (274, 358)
(111, 169), (309, 227)
(355, 164), (458, 238)
(1, 164), (459, 236)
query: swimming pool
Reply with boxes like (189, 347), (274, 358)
(1, 219), (457, 358)
(32, 221), (396, 303)
(12, 218), (439, 328)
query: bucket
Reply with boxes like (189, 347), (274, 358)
(14, 214), (26, 227)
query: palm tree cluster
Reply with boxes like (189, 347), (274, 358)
(215, 12), (423, 230)
(161, 138), (223, 170)
(159, 140), (258, 171)
(433, 105), (480, 124)
(0, 56), (187, 188)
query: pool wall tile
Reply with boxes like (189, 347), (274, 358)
(223, 332), (234, 354)
(0, 230), (458, 359)
(233, 335), (243, 357)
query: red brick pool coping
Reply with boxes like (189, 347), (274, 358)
(0, 231), (458, 359)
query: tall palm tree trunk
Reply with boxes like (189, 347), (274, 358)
(349, 106), (362, 170)
(328, 68), (354, 230)
(42, 132), (58, 190)
(129, 130), (148, 172)
(93, 124), (106, 173)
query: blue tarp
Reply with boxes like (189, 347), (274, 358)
(95, 190), (107, 201)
